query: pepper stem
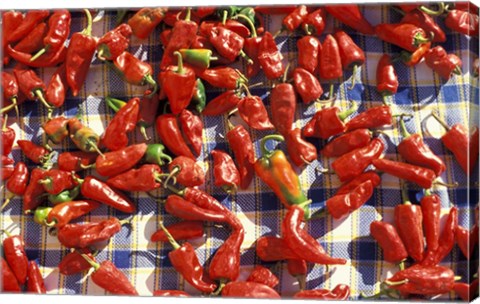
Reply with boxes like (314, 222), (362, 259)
(430, 111), (450, 131)
(81, 9), (93, 36)
(0, 229), (12, 238)
(238, 50), (253, 65)
(419, 2), (445, 16)
(35, 90), (54, 119)
(0, 98), (19, 119)
(222, 10), (228, 25)
(140, 126), (150, 141)
(398, 115), (411, 139)
(159, 221), (181, 250)
(212, 280), (227, 296)
(80, 253), (100, 271)
(424, 189), (432, 196)
(329, 83), (335, 100)
(30, 45), (49, 62)
(337, 101), (358, 121)
(143, 75), (158, 96)
(297, 275), (306, 291)
(283, 62), (291, 84)
(105, 96), (127, 112)
(398, 261), (405, 271)
(384, 279), (408, 286)
(71, 173), (85, 185)
(0, 193), (14, 211)
(161, 166), (180, 189)
(174, 51), (184, 75)
(239, 82), (252, 97)
(259, 134), (284, 157)
(184, 7), (192, 21)
(349, 65), (358, 90)
(234, 14), (257, 38)
(165, 183), (185, 197)
(414, 32), (430, 47)
(433, 180), (458, 188)
(2, 114), (8, 131)
(86, 138), (104, 158)
(382, 94), (391, 106)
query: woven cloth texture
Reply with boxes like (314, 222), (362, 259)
(1, 4), (478, 299)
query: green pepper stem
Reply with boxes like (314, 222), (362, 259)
(424, 189), (432, 197)
(337, 101), (358, 121)
(86, 138), (104, 158)
(384, 279), (408, 286)
(35, 90), (54, 118)
(0, 98), (19, 119)
(329, 83), (335, 100)
(398, 115), (411, 139)
(430, 111), (450, 131)
(222, 10), (228, 25)
(303, 24), (312, 36)
(80, 253), (100, 271)
(433, 180), (458, 188)
(282, 62), (291, 84)
(139, 126), (150, 141)
(162, 166), (180, 189)
(165, 183), (185, 197)
(259, 134), (284, 158)
(0, 229), (13, 238)
(234, 14), (257, 38)
(2, 114), (8, 131)
(105, 96), (127, 113)
(238, 50), (253, 65)
(414, 32), (430, 46)
(419, 2), (445, 16)
(143, 75), (158, 96)
(159, 221), (181, 250)
(0, 193), (14, 211)
(82, 9), (93, 36)
(398, 261), (405, 271)
(453, 66), (462, 75)
(185, 7), (192, 22)
(118, 215), (134, 226)
(382, 94), (391, 106)
(211, 280), (227, 296)
(71, 173), (85, 185)
(30, 45), (49, 62)
(239, 82), (252, 97)
(349, 65), (358, 90)
(174, 51), (184, 75)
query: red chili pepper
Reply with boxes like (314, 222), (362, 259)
(136, 90), (160, 140)
(96, 23), (132, 61)
(453, 282), (475, 301)
(95, 143), (147, 177)
(199, 66), (247, 89)
(160, 52), (196, 114)
(420, 192), (441, 252)
(128, 8), (166, 39)
(376, 54), (399, 101)
(258, 31), (285, 80)
(385, 264), (455, 295)
(2, 155), (15, 166)
(57, 217), (128, 249)
(470, 126), (479, 173)
(13, 22), (48, 54)
(101, 97), (139, 151)
(22, 167), (46, 214)
(161, 9), (198, 69)
(3, 162), (29, 210)
(1, 72), (20, 115)
(45, 200), (101, 228)
(7, 10), (49, 44)
(67, 117), (102, 154)
(321, 129), (372, 158)
(319, 34), (343, 97)
(2, 231), (29, 285)
(287, 259), (307, 290)
(45, 64), (68, 109)
(345, 105), (393, 132)
(424, 46), (463, 80)
(282, 5), (308, 32)
(226, 125), (255, 189)
(209, 227), (245, 287)
(325, 5), (375, 34)
(106, 164), (163, 192)
(445, 9), (479, 37)
(7, 42), (67, 68)
(153, 290), (190, 297)
(401, 9), (446, 43)
(156, 114), (195, 159)
(326, 180), (374, 219)
(282, 205), (347, 265)
(58, 248), (95, 275)
(112, 51), (158, 94)
(38, 169), (77, 195)
(26, 260), (46, 294)
(397, 118), (446, 177)
(256, 236), (303, 261)
(421, 207), (458, 266)
(370, 221), (408, 263)
(2, 11), (24, 65)
(400, 42), (431, 67)
(221, 281), (281, 299)
(331, 138), (385, 182)
(42, 116), (69, 145)
(76, 176), (136, 214)
(284, 128), (317, 167)
(301, 8), (326, 35)
(208, 26), (246, 62)
(246, 265), (279, 288)
(334, 30), (365, 88)
(16, 140), (49, 164)
(294, 284), (351, 300)
(238, 88), (275, 131)
(159, 28), (172, 47)
(375, 23), (429, 53)
(303, 104), (358, 139)
(394, 201), (425, 262)
(178, 109), (203, 156)
(455, 226), (473, 260)
(293, 67), (324, 105)
(372, 158), (437, 189)
(2, 167), (15, 181)
(81, 255), (139, 295)
(65, 10), (97, 97)
(296, 36), (321, 75)
(211, 150), (240, 193)
(2, 257), (21, 292)
(168, 156), (205, 187)
(30, 10), (71, 62)
(13, 66), (53, 114)
(151, 221), (204, 243)
(336, 170), (381, 195)
(1, 117), (15, 157)
(57, 151), (97, 172)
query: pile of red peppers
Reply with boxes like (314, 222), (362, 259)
(1, 3), (479, 300)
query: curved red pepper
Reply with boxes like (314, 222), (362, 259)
(270, 82), (296, 136)
(282, 5), (308, 32)
(301, 9), (326, 36)
(97, 23), (132, 61)
(222, 281), (281, 298)
(336, 170), (381, 195)
(304, 105), (357, 139)
(445, 9), (479, 37)
(321, 129), (372, 158)
(319, 34), (343, 80)
(7, 10), (49, 43)
(297, 36), (320, 75)
(372, 158), (437, 189)
(345, 105), (393, 132)
(83, 257), (138, 295)
(168, 156), (205, 187)
(370, 221), (408, 263)
(113, 51), (157, 94)
(101, 97), (139, 151)
(46, 200), (101, 228)
(202, 90), (242, 116)
(156, 114), (195, 159)
(334, 30), (365, 72)
(211, 150), (240, 192)
(26, 260), (46, 294)
(424, 46), (463, 80)
(200, 20), (250, 38)
(246, 265), (279, 288)
(79, 176), (136, 213)
(376, 23), (429, 53)
(256, 236), (302, 261)
(209, 227), (245, 285)
(2, 232), (29, 285)
(7, 43), (67, 69)
(31, 10), (71, 61)
(386, 264), (454, 295)
(326, 180), (374, 219)
(287, 259), (307, 290)
(238, 93), (274, 131)
(325, 5), (375, 35)
(395, 201), (425, 262)
(226, 125), (255, 189)
(420, 193), (441, 252)
(106, 164), (162, 192)
(13, 66), (52, 112)
(199, 66), (246, 89)
(58, 248), (95, 275)
(258, 32), (284, 80)
(294, 284), (351, 300)
(150, 221), (204, 243)
(455, 226), (473, 260)
(2, 257), (21, 292)
(401, 9), (446, 43)
(165, 194), (229, 224)
(285, 128), (317, 167)
(376, 54), (399, 97)
(2, 11), (24, 65)
(208, 26), (245, 62)
(5, 162), (29, 196)
(293, 67), (323, 104)
(58, 151), (97, 172)
(17, 140), (50, 164)
(39, 169), (78, 195)
(22, 168), (46, 214)
(95, 143), (147, 177)
(179, 109), (203, 156)
(128, 8), (166, 40)
(12, 22), (47, 54)
(1, 71), (19, 109)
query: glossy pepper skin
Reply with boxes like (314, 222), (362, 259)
(401, 9), (446, 43)
(385, 264), (455, 295)
(376, 54), (399, 97)
(22, 168), (47, 213)
(96, 24), (132, 60)
(106, 164), (162, 192)
(319, 35), (343, 80)
(285, 128), (317, 167)
(2, 257), (21, 292)
(208, 26), (245, 62)
(283, 205), (347, 265)
(13, 22), (48, 54)
(1, 71), (20, 113)
(336, 170), (381, 195)
(293, 67), (323, 104)
(67, 118), (102, 153)
(57, 217), (125, 248)
(211, 150), (240, 193)
(305, 104), (358, 140)
(32, 10), (71, 61)
(43, 116), (69, 145)
(420, 193), (441, 252)
(17, 140), (50, 164)
(395, 201), (424, 262)
(258, 32), (285, 79)
(66, 10), (97, 97)
(45, 200), (101, 228)
(376, 23), (430, 53)
(84, 258), (138, 295)
(238, 94), (274, 131)
(326, 180), (374, 219)
(246, 265), (279, 288)
(39, 169), (78, 195)
(297, 36), (321, 75)
(113, 51), (158, 94)
(2, 233), (29, 284)
(199, 67), (246, 89)
(227, 125), (255, 189)
(222, 281), (281, 299)
(262, 82), (294, 133)
(7, 10), (49, 44)
(13, 67), (51, 112)
(5, 162), (29, 197)
(282, 5), (308, 32)
(2, 11), (24, 65)
(209, 227), (245, 284)
(345, 106), (393, 132)
(2, 117), (16, 156)
(372, 158), (436, 189)
(58, 249), (95, 275)
(325, 5), (375, 35)
(321, 129), (371, 158)
(302, 9), (326, 35)
(424, 46), (462, 80)
(26, 261), (46, 294)
(179, 109), (203, 156)
(156, 114), (195, 159)
(256, 236), (302, 262)
(438, 123), (470, 175)
(79, 176), (136, 214)
(254, 135), (310, 217)
(445, 9), (479, 37)
(128, 8), (166, 39)
(334, 30), (365, 72)
(168, 156), (205, 187)
(58, 151), (97, 172)
(370, 221), (408, 263)
(332, 138), (384, 182)
(150, 221), (204, 243)
(294, 284), (351, 300)
(101, 97), (140, 151)
(95, 143), (148, 177)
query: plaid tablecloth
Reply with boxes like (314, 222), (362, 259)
(1, 3), (478, 299)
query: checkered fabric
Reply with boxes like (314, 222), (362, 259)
(1, 4), (478, 299)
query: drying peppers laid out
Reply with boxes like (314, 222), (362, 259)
(0, 3), (478, 301)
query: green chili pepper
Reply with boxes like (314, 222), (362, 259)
(144, 143), (173, 166)
(48, 185), (81, 205)
(34, 206), (52, 225)
(190, 79), (206, 113)
(179, 49), (216, 70)
(238, 7), (256, 24)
